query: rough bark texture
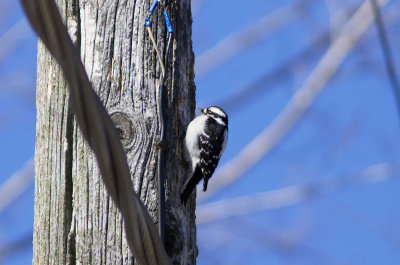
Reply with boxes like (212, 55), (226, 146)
(33, 0), (196, 264)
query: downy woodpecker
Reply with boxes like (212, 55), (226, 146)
(181, 106), (228, 203)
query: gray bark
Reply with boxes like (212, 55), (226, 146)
(33, 0), (196, 264)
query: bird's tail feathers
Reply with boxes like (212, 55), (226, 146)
(180, 166), (203, 204)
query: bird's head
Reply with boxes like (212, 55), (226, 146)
(202, 106), (228, 126)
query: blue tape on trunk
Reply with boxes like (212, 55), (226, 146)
(163, 11), (173, 33)
(149, 0), (159, 13)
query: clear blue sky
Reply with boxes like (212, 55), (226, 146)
(1, 0), (400, 264)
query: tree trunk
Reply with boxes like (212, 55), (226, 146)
(33, 0), (196, 264)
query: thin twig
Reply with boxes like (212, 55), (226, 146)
(196, 163), (400, 224)
(197, 0), (390, 202)
(370, 0), (400, 121)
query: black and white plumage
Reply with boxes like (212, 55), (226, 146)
(181, 106), (228, 203)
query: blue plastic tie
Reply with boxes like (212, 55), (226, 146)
(149, 0), (159, 13)
(145, 18), (151, 27)
(163, 11), (173, 33)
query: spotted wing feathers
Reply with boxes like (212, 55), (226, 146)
(199, 132), (224, 191)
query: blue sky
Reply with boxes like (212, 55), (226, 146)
(0, 1), (36, 263)
(1, 0), (400, 264)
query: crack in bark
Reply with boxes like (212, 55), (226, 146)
(33, 0), (196, 264)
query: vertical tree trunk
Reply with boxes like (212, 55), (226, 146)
(33, 0), (196, 264)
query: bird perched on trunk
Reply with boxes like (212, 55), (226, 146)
(181, 106), (228, 203)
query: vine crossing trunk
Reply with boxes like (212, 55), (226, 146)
(33, 0), (197, 264)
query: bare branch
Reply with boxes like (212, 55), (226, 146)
(195, 0), (308, 78)
(0, 159), (34, 214)
(197, 163), (400, 224)
(0, 18), (31, 62)
(217, 28), (331, 113)
(198, 0), (389, 202)
(217, 1), (400, 113)
(0, 233), (32, 262)
(191, 0), (207, 16)
(370, 0), (400, 121)
(226, 219), (343, 265)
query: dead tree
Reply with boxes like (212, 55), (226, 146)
(32, 0), (197, 264)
